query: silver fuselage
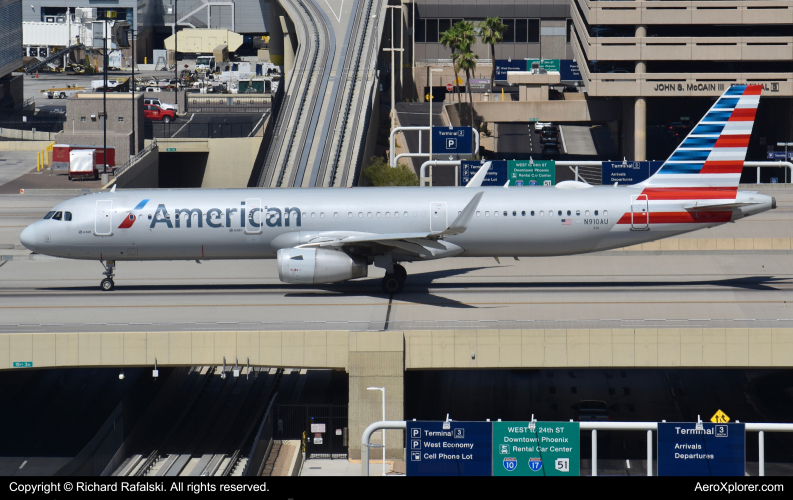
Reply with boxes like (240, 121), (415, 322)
(19, 186), (774, 262)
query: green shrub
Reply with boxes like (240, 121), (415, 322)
(362, 156), (419, 186)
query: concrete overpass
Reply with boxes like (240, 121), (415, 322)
(3, 328), (793, 460)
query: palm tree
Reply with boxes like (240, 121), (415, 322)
(440, 21), (476, 108)
(479, 17), (508, 90)
(439, 25), (463, 106)
(454, 46), (478, 127)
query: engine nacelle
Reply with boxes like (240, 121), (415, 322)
(277, 248), (368, 284)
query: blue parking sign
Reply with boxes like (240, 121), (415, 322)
(432, 127), (473, 154)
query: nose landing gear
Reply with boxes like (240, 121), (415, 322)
(100, 260), (116, 291)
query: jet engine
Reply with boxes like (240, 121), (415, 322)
(277, 248), (368, 284)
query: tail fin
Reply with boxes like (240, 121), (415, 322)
(644, 84), (761, 192)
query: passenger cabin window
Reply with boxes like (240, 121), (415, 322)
(530, 211), (534, 216)
(348, 212), (352, 218)
(405, 212), (409, 217)
(485, 211), (489, 217)
(604, 210), (608, 216)
(385, 212), (390, 218)
(395, 212), (399, 218)
(585, 210), (590, 216)
(558, 210), (562, 216)
(504, 211), (508, 217)
(594, 210), (599, 216)
(567, 210), (571, 216)
(476, 211), (480, 217)
(367, 212), (372, 218)
(334, 212), (338, 218)
(576, 210), (580, 216)
(376, 212), (381, 217)
(540, 211), (544, 216)
(495, 211), (499, 217)
(513, 211), (517, 216)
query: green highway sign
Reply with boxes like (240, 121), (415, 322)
(526, 59), (561, 73)
(508, 160), (555, 186)
(528, 118), (539, 122)
(492, 421), (580, 476)
(166, 148), (177, 152)
(13, 361), (33, 368)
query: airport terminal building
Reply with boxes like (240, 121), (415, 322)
(406, 0), (793, 162)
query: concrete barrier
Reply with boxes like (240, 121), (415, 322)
(0, 129), (56, 141)
(0, 140), (57, 151)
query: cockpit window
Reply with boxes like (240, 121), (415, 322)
(43, 211), (55, 219)
(64, 212), (72, 221)
(52, 212), (63, 221)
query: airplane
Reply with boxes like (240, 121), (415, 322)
(19, 84), (775, 293)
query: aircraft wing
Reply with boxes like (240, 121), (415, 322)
(295, 192), (484, 257)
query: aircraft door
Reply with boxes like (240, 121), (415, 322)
(430, 202), (447, 232)
(245, 198), (263, 234)
(95, 200), (113, 236)
(631, 194), (649, 230)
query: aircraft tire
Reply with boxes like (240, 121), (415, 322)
(393, 264), (407, 282)
(100, 278), (115, 291)
(381, 274), (403, 294)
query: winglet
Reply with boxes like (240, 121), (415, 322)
(438, 191), (484, 237)
(465, 162), (492, 188)
(110, 184), (116, 193)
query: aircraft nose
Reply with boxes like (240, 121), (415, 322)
(19, 224), (36, 251)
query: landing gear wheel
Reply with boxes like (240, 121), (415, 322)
(100, 278), (115, 291)
(393, 264), (407, 282)
(381, 274), (404, 294)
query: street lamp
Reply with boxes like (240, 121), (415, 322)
(367, 386), (386, 476)
(777, 142), (793, 183)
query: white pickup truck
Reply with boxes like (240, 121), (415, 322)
(144, 97), (178, 112)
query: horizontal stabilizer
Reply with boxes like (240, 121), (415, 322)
(684, 201), (759, 210)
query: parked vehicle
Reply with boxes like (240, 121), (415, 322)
(549, 88), (565, 101)
(42, 86), (84, 99)
(144, 98), (178, 112)
(541, 126), (560, 144)
(144, 104), (175, 123)
(53, 144), (115, 173)
(68, 149), (98, 181)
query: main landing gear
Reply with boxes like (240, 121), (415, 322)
(381, 264), (407, 294)
(100, 260), (116, 291)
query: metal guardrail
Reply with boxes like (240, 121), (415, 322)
(114, 138), (157, 178)
(243, 393), (278, 476)
(146, 121), (256, 139)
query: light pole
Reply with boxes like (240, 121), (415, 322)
(367, 386), (386, 476)
(102, 25), (107, 175)
(777, 142), (793, 183)
(384, 6), (404, 131)
(131, 28), (136, 155)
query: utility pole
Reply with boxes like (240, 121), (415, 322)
(103, 24), (107, 175)
(131, 28), (135, 154)
(384, 6), (404, 131)
(174, 0), (179, 105)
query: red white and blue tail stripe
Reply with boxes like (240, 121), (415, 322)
(644, 84), (760, 191)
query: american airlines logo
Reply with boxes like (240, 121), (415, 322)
(118, 199), (149, 229)
(145, 203), (302, 229)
